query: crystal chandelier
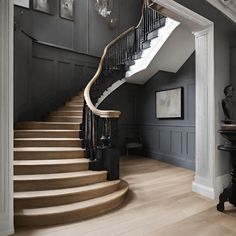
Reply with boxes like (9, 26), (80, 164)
(95, 0), (112, 17)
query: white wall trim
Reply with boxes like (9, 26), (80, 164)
(0, 0), (14, 235)
(152, 0), (216, 199)
(206, 0), (236, 24)
(192, 181), (215, 199)
(154, 0), (213, 29)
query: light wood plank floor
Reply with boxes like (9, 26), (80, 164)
(13, 156), (236, 236)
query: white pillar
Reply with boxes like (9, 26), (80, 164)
(192, 26), (216, 199)
(151, 0), (216, 199)
(0, 0), (14, 235)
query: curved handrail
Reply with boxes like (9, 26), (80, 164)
(84, 0), (148, 119)
(135, 2), (145, 30)
(84, 0), (164, 119)
(84, 27), (135, 118)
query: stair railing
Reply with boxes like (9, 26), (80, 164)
(83, 0), (166, 178)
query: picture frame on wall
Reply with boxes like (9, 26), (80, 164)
(156, 87), (184, 119)
(60, 0), (74, 21)
(33, 0), (55, 15)
(14, 0), (30, 8)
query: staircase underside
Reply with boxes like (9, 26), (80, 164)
(14, 91), (128, 227)
(126, 23), (195, 85)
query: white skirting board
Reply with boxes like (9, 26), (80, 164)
(192, 174), (230, 200)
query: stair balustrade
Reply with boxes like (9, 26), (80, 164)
(83, 0), (166, 179)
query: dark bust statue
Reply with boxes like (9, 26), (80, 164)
(222, 85), (236, 122)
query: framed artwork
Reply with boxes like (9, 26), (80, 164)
(14, 0), (30, 8)
(156, 87), (184, 119)
(60, 0), (74, 21)
(33, 0), (55, 14)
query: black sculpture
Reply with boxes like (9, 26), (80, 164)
(217, 85), (236, 212)
(222, 85), (236, 123)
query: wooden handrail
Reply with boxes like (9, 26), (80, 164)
(135, 0), (147, 29)
(84, 26), (135, 118)
(84, 0), (159, 119)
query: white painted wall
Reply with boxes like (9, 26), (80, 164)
(126, 22), (195, 84)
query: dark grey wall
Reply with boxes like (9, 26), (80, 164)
(14, 0), (142, 122)
(138, 54), (195, 170)
(14, 0), (142, 57)
(231, 47), (236, 93)
(100, 83), (141, 154)
(14, 32), (99, 123)
(99, 54), (196, 170)
(14, 0), (142, 123)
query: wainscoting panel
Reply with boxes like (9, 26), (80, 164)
(14, 39), (99, 123)
(171, 131), (182, 156)
(74, 64), (85, 91)
(58, 61), (73, 93)
(140, 124), (195, 170)
(187, 131), (195, 161)
(160, 129), (171, 153)
(31, 57), (54, 100)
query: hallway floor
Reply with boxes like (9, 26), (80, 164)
(14, 156), (236, 236)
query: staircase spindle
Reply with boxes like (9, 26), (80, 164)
(83, 0), (166, 179)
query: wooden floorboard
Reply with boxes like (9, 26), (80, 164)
(13, 156), (236, 236)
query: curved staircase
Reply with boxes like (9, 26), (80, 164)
(13, 0), (168, 228)
(14, 91), (128, 227)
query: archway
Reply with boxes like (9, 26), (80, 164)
(152, 0), (216, 199)
(0, 0), (224, 234)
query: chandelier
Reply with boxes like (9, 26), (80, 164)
(95, 0), (113, 17)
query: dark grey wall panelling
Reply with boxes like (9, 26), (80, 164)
(14, 0), (142, 57)
(138, 53), (196, 170)
(14, 0), (142, 123)
(14, 34), (99, 123)
(99, 54), (196, 169)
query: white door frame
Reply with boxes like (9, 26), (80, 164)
(153, 0), (217, 199)
(0, 0), (14, 235)
(0, 0), (226, 234)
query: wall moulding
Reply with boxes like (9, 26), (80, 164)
(153, 0), (217, 199)
(206, 0), (236, 24)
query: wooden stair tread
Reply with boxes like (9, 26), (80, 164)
(16, 121), (82, 125)
(13, 89), (128, 226)
(14, 138), (82, 141)
(15, 180), (128, 216)
(14, 170), (107, 181)
(15, 129), (81, 132)
(48, 116), (82, 118)
(14, 130), (81, 138)
(14, 147), (85, 152)
(51, 110), (82, 112)
(14, 180), (120, 199)
(63, 105), (83, 108)
(50, 111), (83, 115)
(15, 122), (82, 130)
(14, 159), (89, 166)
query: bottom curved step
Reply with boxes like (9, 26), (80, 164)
(15, 180), (129, 227)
